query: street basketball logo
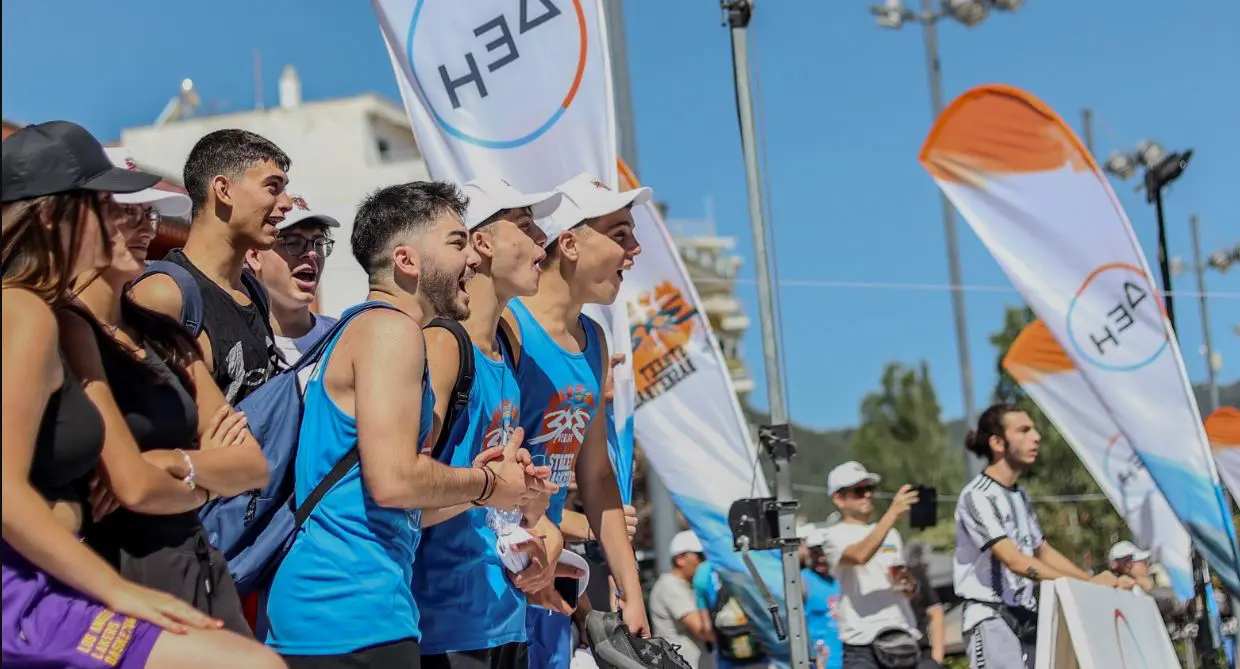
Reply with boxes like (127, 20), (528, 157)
(628, 281), (700, 407)
(406, 0), (588, 149)
(528, 385), (595, 488)
(482, 400), (519, 452)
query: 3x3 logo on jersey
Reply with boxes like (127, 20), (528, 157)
(528, 384), (594, 488)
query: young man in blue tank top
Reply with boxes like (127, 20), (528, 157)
(265, 181), (549, 669)
(502, 173), (652, 668)
(416, 177), (581, 668)
(244, 192), (340, 367)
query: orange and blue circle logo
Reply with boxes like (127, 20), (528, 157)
(406, 0), (588, 149)
(1066, 263), (1168, 372)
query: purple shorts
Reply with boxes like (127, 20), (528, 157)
(3, 544), (160, 669)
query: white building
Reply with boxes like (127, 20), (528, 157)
(120, 66), (427, 316)
(666, 214), (755, 396)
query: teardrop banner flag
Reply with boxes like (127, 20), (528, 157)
(920, 84), (1240, 595)
(1004, 320), (1193, 599)
(1206, 407), (1240, 511)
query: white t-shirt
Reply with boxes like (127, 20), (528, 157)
(821, 522), (919, 646)
(953, 473), (1045, 632)
(649, 573), (713, 668)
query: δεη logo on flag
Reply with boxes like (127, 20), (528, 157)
(1065, 263), (1169, 372)
(406, 0), (588, 149)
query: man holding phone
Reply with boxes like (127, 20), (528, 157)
(821, 461), (930, 669)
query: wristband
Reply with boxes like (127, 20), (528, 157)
(471, 467), (494, 506)
(174, 449), (197, 491)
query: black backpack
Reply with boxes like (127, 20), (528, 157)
(711, 581), (763, 662)
(423, 318), (514, 462)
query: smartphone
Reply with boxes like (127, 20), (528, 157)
(909, 485), (937, 530)
(554, 576), (579, 605)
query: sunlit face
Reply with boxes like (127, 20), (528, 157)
(221, 160), (292, 250)
(563, 207), (641, 305)
(832, 483), (876, 520)
(96, 197), (145, 282)
(68, 194), (112, 280)
(250, 223), (333, 313)
(475, 207), (547, 299)
(110, 202), (158, 263)
(997, 410), (1040, 469)
(418, 211), (481, 320)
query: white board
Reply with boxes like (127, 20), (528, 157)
(1035, 579), (1181, 669)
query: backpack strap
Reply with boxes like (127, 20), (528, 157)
(240, 269), (272, 331)
(288, 301), (402, 528)
(424, 317), (474, 462)
(138, 260), (205, 337)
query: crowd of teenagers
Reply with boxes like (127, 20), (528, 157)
(0, 120), (679, 669)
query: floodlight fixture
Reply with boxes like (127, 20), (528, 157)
(947, 0), (989, 26)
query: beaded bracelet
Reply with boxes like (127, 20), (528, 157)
(174, 448), (197, 491)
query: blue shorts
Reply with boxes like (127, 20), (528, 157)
(526, 608), (572, 669)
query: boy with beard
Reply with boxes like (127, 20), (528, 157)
(133, 130), (291, 404)
(244, 193), (339, 367)
(264, 181), (547, 668)
(502, 173), (650, 669)
(415, 178), (577, 668)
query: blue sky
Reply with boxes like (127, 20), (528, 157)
(4, 0), (1236, 430)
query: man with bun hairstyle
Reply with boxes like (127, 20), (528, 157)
(954, 403), (1134, 669)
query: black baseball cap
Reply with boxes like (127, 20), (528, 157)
(2, 120), (161, 204)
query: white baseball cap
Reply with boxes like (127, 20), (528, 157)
(826, 461), (882, 496)
(280, 193), (340, 231)
(104, 147), (192, 218)
(461, 177), (563, 231)
(538, 172), (652, 247)
(670, 530), (704, 557)
(1108, 540), (1151, 563)
(558, 549), (592, 598)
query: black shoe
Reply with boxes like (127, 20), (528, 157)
(590, 617), (694, 669)
(639, 637), (693, 669)
(585, 611), (625, 653)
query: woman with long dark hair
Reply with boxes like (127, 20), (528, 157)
(1, 120), (283, 669)
(58, 150), (268, 634)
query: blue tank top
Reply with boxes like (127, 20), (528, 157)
(265, 302), (435, 655)
(413, 338), (527, 653)
(508, 299), (603, 525)
(802, 568), (843, 669)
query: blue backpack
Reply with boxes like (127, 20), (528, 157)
(198, 301), (397, 596)
(137, 260), (270, 339)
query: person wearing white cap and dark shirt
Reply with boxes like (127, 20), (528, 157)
(650, 531), (713, 668)
(1108, 541), (1157, 592)
(413, 176), (573, 668)
(243, 193), (340, 368)
(103, 147), (193, 262)
(503, 172), (649, 668)
(820, 461), (929, 669)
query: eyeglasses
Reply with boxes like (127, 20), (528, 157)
(276, 236), (334, 258)
(111, 202), (160, 232)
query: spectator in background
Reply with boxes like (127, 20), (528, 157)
(694, 559), (769, 669)
(802, 529), (843, 669)
(905, 542), (946, 668)
(244, 193), (339, 367)
(821, 461), (926, 669)
(1107, 541), (1157, 592)
(650, 531), (714, 668)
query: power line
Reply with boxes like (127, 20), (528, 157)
(690, 276), (1240, 300)
(791, 483), (1108, 504)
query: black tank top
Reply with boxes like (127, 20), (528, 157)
(84, 322), (202, 550)
(29, 356), (105, 505)
(163, 249), (275, 405)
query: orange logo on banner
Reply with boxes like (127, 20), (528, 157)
(628, 281), (700, 407)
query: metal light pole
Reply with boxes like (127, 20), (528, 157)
(722, 2), (810, 667)
(1188, 215), (1221, 413)
(869, 0), (1024, 480)
(1105, 142), (1220, 669)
